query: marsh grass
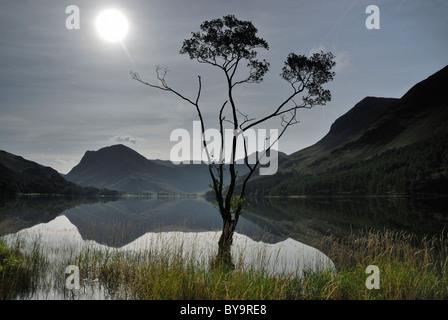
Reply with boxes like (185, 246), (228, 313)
(66, 229), (448, 300)
(314, 229), (448, 299)
(0, 237), (47, 299)
(70, 246), (303, 300)
(1, 228), (447, 300)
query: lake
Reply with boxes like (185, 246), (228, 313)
(1, 195), (447, 299)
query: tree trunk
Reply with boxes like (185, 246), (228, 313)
(214, 217), (237, 269)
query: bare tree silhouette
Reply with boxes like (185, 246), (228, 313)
(131, 14), (335, 268)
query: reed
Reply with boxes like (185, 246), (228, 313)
(67, 229), (448, 300)
(0, 237), (47, 299)
(1, 228), (447, 300)
(314, 229), (448, 299)
(80, 247), (302, 300)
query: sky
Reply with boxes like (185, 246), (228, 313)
(1, 0), (447, 174)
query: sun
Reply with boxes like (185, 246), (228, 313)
(95, 9), (129, 43)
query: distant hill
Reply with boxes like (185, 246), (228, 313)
(244, 65), (448, 196)
(276, 96), (398, 175)
(65, 144), (287, 194)
(0, 150), (112, 197)
(65, 144), (215, 194)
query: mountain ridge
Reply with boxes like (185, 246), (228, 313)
(66, 144), (187, 194)
(277, 96), (398, 175)
(244, 65), (448, 196)
(66, 144), (218, 194)
(65, 144), (287, 194)
(0, 150), (114, 197)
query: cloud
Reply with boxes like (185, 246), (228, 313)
(110, 135), (138, 145)
(310, 46), (354, 74)
(334, 51), (354, 74)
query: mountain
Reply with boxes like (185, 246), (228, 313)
(66, 144), (170, 194)
(66, 144), (287, 194)
(316, 97), (398, 151)
(245, 65), (448, 196)
(277, 96), (398, 175)
(0, 150), (112, 197)
(65, 144), (214, 194)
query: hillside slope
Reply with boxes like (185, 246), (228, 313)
(277, 96), (398, 175)
(0, 150), (110, 196)
(245, 65), (448, 196)
(65, 144), (212, 194)
(66, 143), (288, 194)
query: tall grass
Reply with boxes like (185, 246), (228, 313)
(67, 229), (448, 300)
(0, 237), (47, 299)
(70, 246), (303, 300)
(1, 229), (447, 300)
(314, 229), (448, 299)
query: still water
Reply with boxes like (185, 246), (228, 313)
(1, 195), (447, 299)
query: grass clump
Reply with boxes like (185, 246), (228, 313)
(2, 229), (447, 300)
(69, 229), (447, 300)
(85, 229), (447, 300)
(0, 237), (47, 299)
(70, 247), (302, 300)
(314, 229), (448, 299)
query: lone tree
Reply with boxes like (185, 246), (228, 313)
(131, 15), (335, 267)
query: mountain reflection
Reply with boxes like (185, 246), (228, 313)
(62, 197), (283, 246)
(1, 195), (447, 249)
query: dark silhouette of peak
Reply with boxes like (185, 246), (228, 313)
(74, 144), (151, 177)
(357, 66), (448, 149)
(245, 65), (448, 196)
(66, 144), (270, 194)
(66, 145), (172, 193)
(321, 97), (398, 150)
(277, 96), (398, 174)
(66, 144), (214, 194)
(401, 65), (448, 103)
(79, 144), (147, 165)
(0, 150), (109, 196)
(0, 150), (63, 183)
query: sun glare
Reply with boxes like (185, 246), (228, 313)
(96, 9), (128, 43)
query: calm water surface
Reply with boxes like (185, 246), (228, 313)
(1, 195), (447, 299)
(3, 195), (447, 243)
